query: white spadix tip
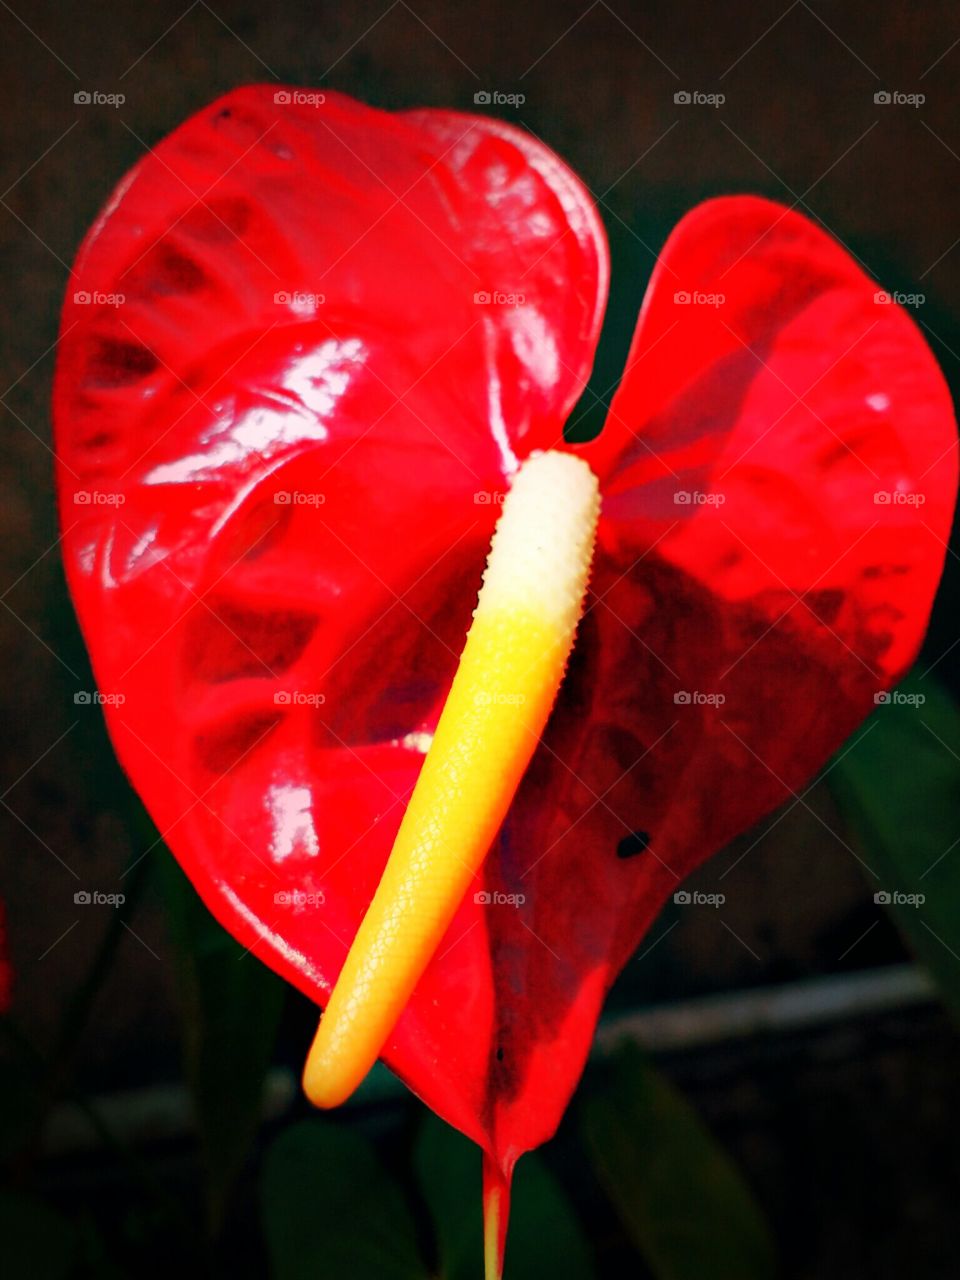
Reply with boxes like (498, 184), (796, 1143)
(478, 450), (601, 632)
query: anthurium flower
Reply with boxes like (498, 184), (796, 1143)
(54, 86), (956, 1277)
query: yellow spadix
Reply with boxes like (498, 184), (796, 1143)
(303, 449), (600, 1110)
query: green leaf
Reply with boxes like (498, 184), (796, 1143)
(0, 1192), (76, 1279)
(0, 1055), (44, 1162)
(581, 1044), (776, 1280)
(261, 1119), (424, 1280)
(160, 856), (285, 1231)
(415, 1115), (597, 1280)
(830, 671), (960, 1016)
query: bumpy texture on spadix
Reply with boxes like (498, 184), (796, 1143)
(53, 86), (956, 1196)
(304, 451), (600, 1108)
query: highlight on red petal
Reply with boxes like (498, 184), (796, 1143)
(402, 108), (609, 449)
(52, 87), (608, 1153)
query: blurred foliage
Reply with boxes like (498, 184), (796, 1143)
(582, 1044), (777, 1280)
(261, 1099), (603, 1280)
(161, 857), (285, 1233)
(262, 1120), (423, 1280)
(0, 1192), (75, 1279)
(831, 671), (960, 1020)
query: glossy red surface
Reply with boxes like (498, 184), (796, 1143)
(53, 86), (956, 1177)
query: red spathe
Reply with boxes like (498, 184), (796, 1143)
(53, 86), (957, 1177)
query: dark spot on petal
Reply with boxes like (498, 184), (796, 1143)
(806, 588), (845, 626)
(125, 242), (208, 299)
(617, 830), (650, 859)
(82, 338), (158, 389)
(194, 711), (280, 775)
(180, 196), (252, 244)
(496, 1047), (505, 1062)
(186, 600), (317, 682)
(78, 429), (117, 451)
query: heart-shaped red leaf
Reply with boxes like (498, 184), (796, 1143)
(54, 88), (956, 1185)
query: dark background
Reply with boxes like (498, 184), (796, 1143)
(1, 2), (959, 1277)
